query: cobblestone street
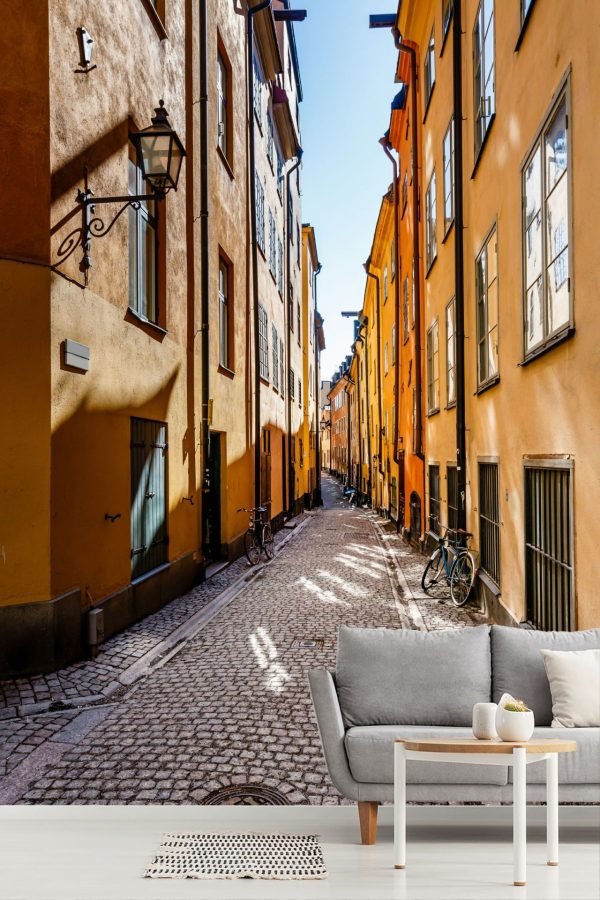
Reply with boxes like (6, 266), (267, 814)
(0, 476), (485, 805)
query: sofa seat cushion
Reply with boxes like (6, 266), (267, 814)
(336, 625), (491, 727)
(491, 626), (600, 726)
(507, 728), (600, 784)
(344, 726), (509, 785)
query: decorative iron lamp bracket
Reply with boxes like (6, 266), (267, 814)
(54, 100), (185, 284)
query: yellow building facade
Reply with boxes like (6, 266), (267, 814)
(0, 0), (322, 677)
(344, 0), (600, 630)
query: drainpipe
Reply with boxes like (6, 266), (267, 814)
(451, 7), (467, 532)
(364, 263), (384, 482)
(356, 353), (362, 500)
(343, 381), (351, 487)
(248, 0), (272, 515)
(199, 0), (210, 564)
(285, 151), (303, 517)
(313, 264), (323, 506)
(379, 137), (402, 530)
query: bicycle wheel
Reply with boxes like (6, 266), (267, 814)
(244, 529), (261, 566)
(263, 523), (275, 559)
(450, 552), (476, 607)
(421, 549), (443, 593)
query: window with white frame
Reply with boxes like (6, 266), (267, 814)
(217, 51), (229, 161)
(276, 147), (283, 198)
(445, 297), (456, 406)
(277, 237), (283, 295)
(289, 367), (295, 400)
(384, 341), (389, 375)
(383, 265), (389, 301)
(272, 323), (279, 391)
(390, 240), (396, 280)
(476, 226), (499, 385)
(426, 319), (440, 414)
(255, 173), (265, 253)
(268, 209), (276, 277)
(253, 54), (262, 126)
(424, 26), (435, 110)
(128, 154), (157, 323)
(391, 324), (396, 366)
(522, 90), (570, 355)
(443, 0), (453, 41)
(266, 112), (274, 169)
(520, 0), (535, 25)
(402, 171), (408, 214)
(473, 0), (495, 158)
(425, 170), (437, 271)
(443, 117), (454, 232)
(279, 337), (284, 397)
(218, 256), (230, 369)
(258, 304), (269, 381)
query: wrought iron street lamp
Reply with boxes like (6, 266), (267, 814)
(56, 100), (186, 279)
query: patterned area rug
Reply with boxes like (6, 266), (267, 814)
(144, 832), (328, 880)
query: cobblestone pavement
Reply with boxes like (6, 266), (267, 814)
(2, 475), (484, 804)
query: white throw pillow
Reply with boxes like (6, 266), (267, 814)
(540, 649), (600, 727)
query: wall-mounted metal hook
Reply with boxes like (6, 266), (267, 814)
(75, 27), (97, 74)
(104, 513), (121, 522)
(182, 496), (194, 504)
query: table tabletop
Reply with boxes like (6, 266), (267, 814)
(396, 737), (577, 754)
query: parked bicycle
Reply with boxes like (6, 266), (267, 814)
(238, 506), (275, 566)
(421, 527), (477, 607)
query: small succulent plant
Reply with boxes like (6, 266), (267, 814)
(502, 699), (530, 713)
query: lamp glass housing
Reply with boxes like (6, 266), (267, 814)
(132, 102), (185, 195)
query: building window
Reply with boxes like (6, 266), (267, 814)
(279, 337), (285, 398)
(297, 223), (301, 267)
(268, 209), (276, 277)
(476, 226), (499, 386)
(266, 112), (274, 169)
(428, 464), (441, 535)
(525, 462), (574, 631)
(391, 324), (396, 366)
(442, 0), (453, 40)
(443, 117), (454, 232)
(447, 464), (458, 532)
(288, 192), (294, 243)
(217, 50), (231, 163)
(446, 297), (456, 406)
(218, 256), (232, 370)
(130, 418), (168, 580)
(253, 54), (262, 126)
(391, 476), (398, 521)
(258, 304), (269, 381)
(402, 172), (408, 215)
(255, 174), (265, 254)
(277, 237), (284, 295)
(128, 154), (158, 324)
(384, 341), (389, 375)
(522, 91), (570, 355)
(425, 170), (437, 271)
(289, 367), (295, 400)
(403, 276), (409, 341)
(390, 240), (396, 280)
(473, 0), (495, 158)
(479, 462), (500, 585)
(276, 148), (283, 198)
(298, 376), (302, 407)
(296, 302), (301, 345)
(424, 26), (436, 111)
(383, 265), (389, 301)
(272, 323), (279, 391)
(426, 319), (440, 414)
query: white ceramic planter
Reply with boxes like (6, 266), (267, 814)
(495, 703), (535, 742)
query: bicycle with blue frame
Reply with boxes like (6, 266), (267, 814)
(421, 526), (477, 607)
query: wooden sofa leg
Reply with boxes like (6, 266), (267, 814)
(358, 801), (379, 845)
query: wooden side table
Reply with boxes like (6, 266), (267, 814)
(393, 737), (577, 886)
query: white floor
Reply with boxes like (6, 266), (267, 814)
(0, 805), (598, 900)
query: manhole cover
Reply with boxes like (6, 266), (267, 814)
(201, 784), (291, 806)
(292, 638), (324, 650)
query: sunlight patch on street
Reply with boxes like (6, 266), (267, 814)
(249, 627), (292, 693)
(295, 576), (352, 607)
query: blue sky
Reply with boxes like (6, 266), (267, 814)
(294, 1), (398, 381)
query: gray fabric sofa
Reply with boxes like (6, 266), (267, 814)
(309, 624), (600, 844)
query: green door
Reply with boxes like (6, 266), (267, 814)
(131, 417), (168, 579)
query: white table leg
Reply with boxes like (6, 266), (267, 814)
(394, 743), (406, 869)
(513, 747), (527, 886)
(546, 752), (559, 866)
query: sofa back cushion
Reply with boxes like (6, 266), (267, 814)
(335, 625), (491, 727)
(491, 625), (600, 726)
